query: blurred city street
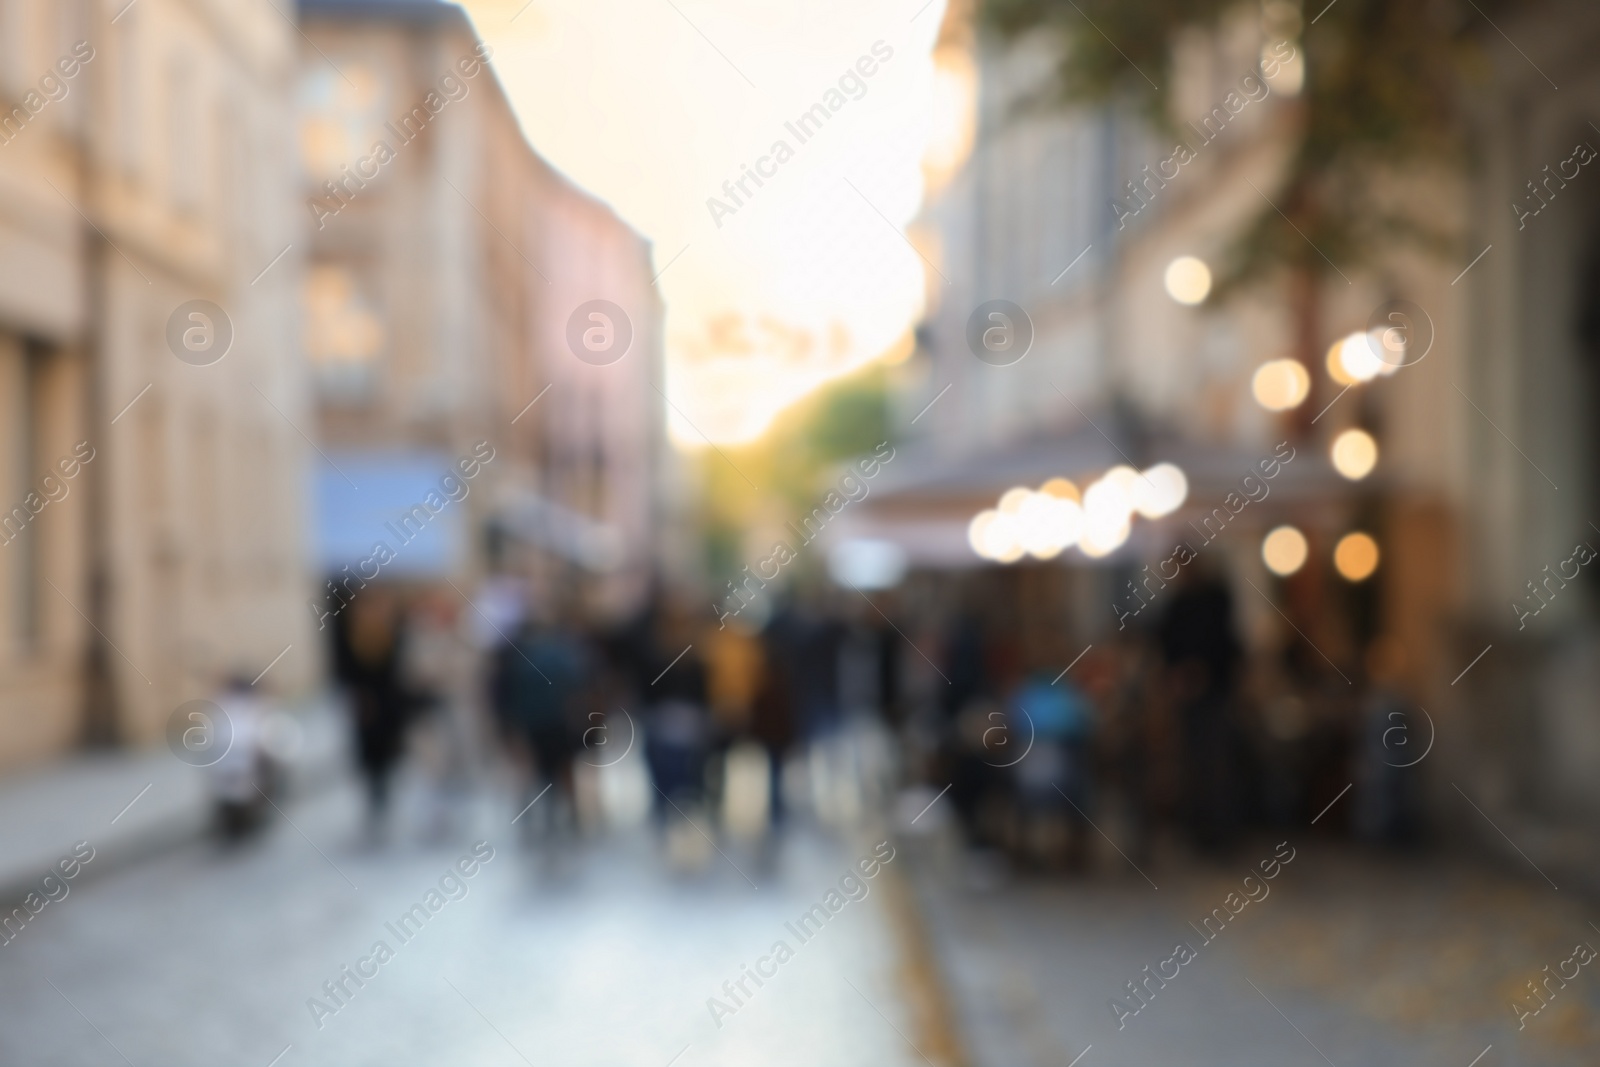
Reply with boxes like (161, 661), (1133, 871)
(0, 769), (931, 1067)
(5, 754), (1595, 1067)
(4, 0), (1600, 1062)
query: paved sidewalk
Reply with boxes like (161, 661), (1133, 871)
(0, 696), (346, 901)
(906, 834), (1595, 1067)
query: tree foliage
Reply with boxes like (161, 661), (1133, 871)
(982, 0), (1510, 292)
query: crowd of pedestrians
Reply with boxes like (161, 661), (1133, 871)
(318, 577), (894, 852)
(315, 568), (1423, 871)
(927, 564), (1426, 870)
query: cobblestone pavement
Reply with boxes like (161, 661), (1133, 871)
(0, 780), (933, 1067)
(908, 833), (1598, 1067)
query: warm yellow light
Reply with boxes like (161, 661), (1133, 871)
(970, 509), (1024, 563)
(1017, 492), (1084, 558)
(1252, 359), (1311, 411)
(998, 487), (1033, 515)
(1326, 337), (1355, 386)
(1103, 466), (1141, 509)
(985, 531), (1024, 563)
(1133, 463), (1188, 519)
(987, 487), (1052, 562)
(1330, 429), (1378, 480)
(1017, 493), (1058, 558)
(1039, 477), (1080, 504)
(1329, 331), (1381, 384)
(1367, 326), (1403, 376)
(1079, 511), (1130, 558)
(1334, 532), (1380, 581)
(1164, 256), (1212, 305)
(1083, 476), (1132, 525)
(1054, 498), (1085, 548)
(968, 510), (998, 560)
(1262, 525), (1309, 576)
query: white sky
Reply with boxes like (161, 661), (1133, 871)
(462, 0), (951, 445)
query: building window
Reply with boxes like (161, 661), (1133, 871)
(298, 62), (390, 184)
(53, 0), (86, 131)
(0, 336), (41, 652)
(116, 10), (141, 176)
(304, 264), (385, 401)
(0, 0), (28, 100)
(166, 53), (203, 212)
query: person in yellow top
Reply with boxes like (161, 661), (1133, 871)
(704, 617), (764, 736)
(703, 617), (765, 833)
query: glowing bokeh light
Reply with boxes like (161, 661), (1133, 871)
(967, 509), (999, 560)
(1019, 492), (1084, 558)
(1039, 477), (1081, 504)
(975, 466), (1175, 563)
(999, 487), (1033, 515)
(967, 509), (1018, 562)
(1083, 476), (1132, 526)
(1016, 493), (1058, 558)
(1326, 337), (1355, 386)
(1334, 531), (1380, 581)
(1079, 511), (1130, 558)
(1328, 331), (1382, 384)
(1368, 326), (1404, 376)
(1251, 359), (1311, 411)
(1132, 463), (1188, 519)
(1330, 428), (1378, 480)
(1262, 525), (1309, 576)
(991, 528), (1025, 563)
(1164, 256), (1212, 305)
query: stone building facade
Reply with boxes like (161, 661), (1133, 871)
(299, 0), (664, 624)
(0, 0), (318, 767)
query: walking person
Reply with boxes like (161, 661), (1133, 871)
(1156, 565), (1244, 857)
(750, 619), (797, 839)
(493, 604), (587, 844)
(704, 616), (763, 831)
(642, 598), (712, 846)
(333, 587), (411, 843)
(1010, 662), (1095, 870)
(404, 589), (478, 840)
(1355, 636), (1424, 845)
